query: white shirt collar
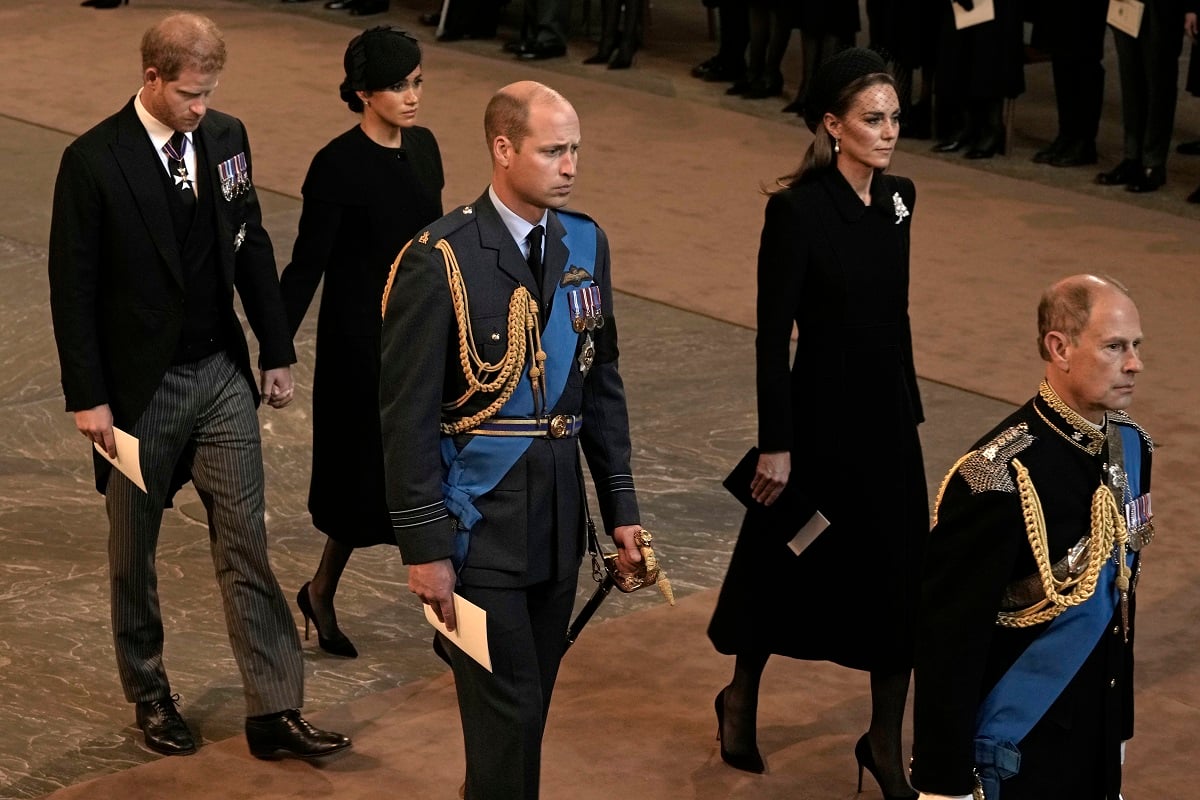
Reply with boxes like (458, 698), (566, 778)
(134, 88), (192, 154)
(489, 185), (548, 253)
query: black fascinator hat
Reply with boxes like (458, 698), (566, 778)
(803, 48), (889, 133)
(339, 26), (421, 107)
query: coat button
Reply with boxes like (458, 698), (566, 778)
(1110, 678), (1117, 688)
(1112, 625), (1120, 635)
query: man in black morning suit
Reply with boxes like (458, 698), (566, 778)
(380, 81), (645, 799)
(47, 12), (348, 761)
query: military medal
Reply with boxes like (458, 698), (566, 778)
(581, 285), (604, 330)
(578, 333), (595, 375)
(568, 286), (605, 334)
(217, 152), (251, 201)
(568, 287), (588, 332)
(1125, 492), (1154, 551)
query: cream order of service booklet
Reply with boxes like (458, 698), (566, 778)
(425, 593), (492, 672)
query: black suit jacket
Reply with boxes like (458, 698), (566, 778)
(379, 192), (640, 588)
(48, 98), (294, 492)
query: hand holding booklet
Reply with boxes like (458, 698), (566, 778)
(722, 447), (830, 556)
(424, 593), (492, 672)
(93, 426), (147, 493)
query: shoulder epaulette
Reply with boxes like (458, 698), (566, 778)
(410, 204), (477, 252)
(957, 422), (1036, 495)
(1108, 411), (1154, 452)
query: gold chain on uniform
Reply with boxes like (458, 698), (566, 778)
(381, 238), (549, 436)
(1035, 380), (1105, 456)
(998, 457), (1130, 628)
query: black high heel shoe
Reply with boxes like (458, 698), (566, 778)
(296, 582), (358, 658)
(854, 733), (916, 800)
(714, 688), (764, 774)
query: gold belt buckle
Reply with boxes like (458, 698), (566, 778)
(548, 415), (570, 438)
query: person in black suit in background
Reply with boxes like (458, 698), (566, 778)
(281, 26), (444, 659)
(1096, 0), (1185, 192)
(47, 12), (349, 761)
(708, 48), (926, 800)
(379, 81), (645, 799)
(1030, 0), (1108, 168)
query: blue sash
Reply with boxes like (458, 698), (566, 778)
(439, 212), (597, 569)
(973, 424), (1140, 799)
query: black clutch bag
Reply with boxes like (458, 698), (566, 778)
(722, 447), (820, 537)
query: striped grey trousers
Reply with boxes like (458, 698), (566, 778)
(105, 351), (304, 716)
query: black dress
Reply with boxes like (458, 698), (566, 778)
(708, 168), (928, 672)
(280, 124), (444, 546)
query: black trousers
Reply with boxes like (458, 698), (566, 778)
(449, 574), (577, 800)
(1043, 0), (1109, 144)
(1113, 0), (1184, 168)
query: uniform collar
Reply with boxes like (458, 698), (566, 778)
(1033, 380), (1106, 456)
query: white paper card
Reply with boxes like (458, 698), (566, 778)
(953, 0), (995, 30)
(1107, 0), (1143, 37)
(94, 426), (147, 493)
(425, 593), (492, 672)
(787, 510), (830, 557)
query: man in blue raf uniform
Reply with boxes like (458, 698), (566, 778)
(379, 81), (645, 799)
(47, 12), (349, 761)
(912, 275), (1153, 800)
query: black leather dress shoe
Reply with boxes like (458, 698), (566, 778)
(136, 696), (197, 756)
(741, 75), (784, 99)
(324, 0), (358, 8)
(1032, 138), (1065, 164)
(931, 137), (968, 153)
(418, 11), (440, 24)
(245, 709), (351, 760)
(1126, 165), (1165, 193)
(781, 97), (805, 115)
(517, 41), (566, 60)
(349, 0), (388, 14)
(503, 39), (531, 54)
(1048, 140), (1097, 168)
(1096, 159), (1143, 186)
(691, 55), (720, 78)
(438, 26), (496, 41)
(1186, 183), (1200, 203)
(1176, 139), (1200, 156)
(701, 64), (745, 83)
(81, 0), (126, 7)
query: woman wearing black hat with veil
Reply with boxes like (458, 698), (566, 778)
(280, 27), (444, 658)
(707, 48), (927, 800)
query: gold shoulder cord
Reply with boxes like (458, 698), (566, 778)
(381, 241), (413, 319)
(998, 457), (1130, 628)
(381, 238), (547, 436)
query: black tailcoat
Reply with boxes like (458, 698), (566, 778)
(48, 99), (293, 493)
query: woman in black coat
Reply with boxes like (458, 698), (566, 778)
(708, 49), (928, 800)
(280, 27), (444, 657)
